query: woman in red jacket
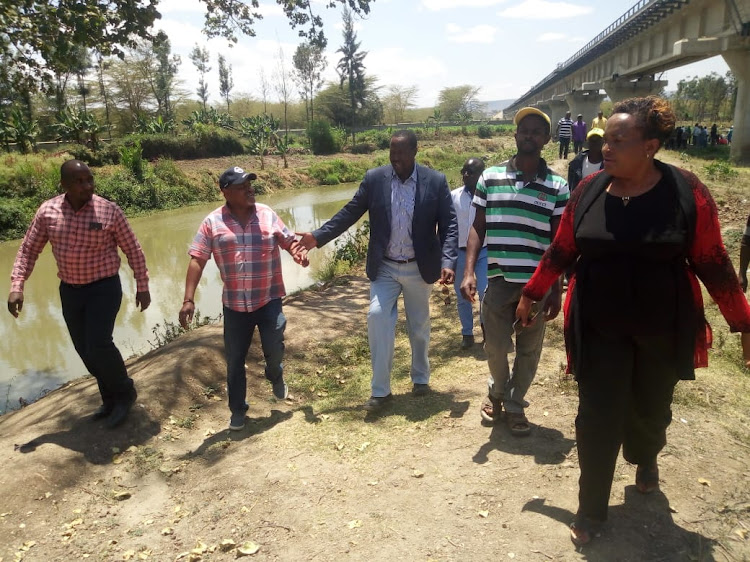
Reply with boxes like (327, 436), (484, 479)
(516, 96), (750, 546)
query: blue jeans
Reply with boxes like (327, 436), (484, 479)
(223, 299), (286, 414)
(368, 260), (432, 397)
(454, 247), (488, 336)
(60, 275), (134, 408)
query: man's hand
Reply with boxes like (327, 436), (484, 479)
(296, 232), (318, 251)
(288, 240), (310, 267)
(7, 292), (23, 318)
(740, 273), (748, 293)
(179, 301), (195, 330)
(440, 268), (455, 285)
(136, 291), (151, 312)
(460, 276), (476, 302)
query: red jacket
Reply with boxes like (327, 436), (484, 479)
(523, 165), (750, 374)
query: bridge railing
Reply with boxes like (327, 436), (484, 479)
(510, 0), (668, 108)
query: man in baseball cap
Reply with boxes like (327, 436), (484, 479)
(219, 166), (257, 190)
(180, 164), (308, 431)
(568, 128), (604, 191)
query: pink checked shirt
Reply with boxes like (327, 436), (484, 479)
(11, 194), (149, 293)
(189, 203), (296, 313)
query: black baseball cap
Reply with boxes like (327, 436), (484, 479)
(219, 166), (257, 189)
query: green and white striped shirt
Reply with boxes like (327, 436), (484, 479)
(473, 157), (569, 283)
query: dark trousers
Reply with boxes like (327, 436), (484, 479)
(559, 137), (571, 159)
(575, 327), (679, 522)
(573, 140), (584, 154)
(60, 275), (134, 407)
(223, 299), (286, 415)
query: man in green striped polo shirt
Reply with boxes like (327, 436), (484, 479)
(460, 107), (569, 436)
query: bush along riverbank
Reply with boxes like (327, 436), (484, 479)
(0, 148), (219, 241)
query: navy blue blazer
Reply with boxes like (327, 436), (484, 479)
(313, 163), (458, 284)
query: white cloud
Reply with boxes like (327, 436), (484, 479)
(446, 24), (497, 44)
(156, 0), (203, 15)
(538, 32), (587, 43)
(422, 0), (508, 10)
(497, 0), (593, 19)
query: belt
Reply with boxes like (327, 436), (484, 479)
(384, 256), (417, 264)
(459, 246), (467, 250)
(61, 275), (117, 289)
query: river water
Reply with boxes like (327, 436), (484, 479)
(0, 182), (363, 412)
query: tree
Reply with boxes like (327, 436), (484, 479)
(190, 44), (211, 111)
(73, 48), (93, 113)
(258, 67), (271, 114)
(316, 79), (382, 130)
(274, 46), (294, 135)
(293, 41), (327, 125)
(1, 1), (374, 89)
(240, 114), (279, 170)
(383, 85), (418, 124)
(437, 85), (481, 121)
(218, 54), (234, 112)
(336, 7), (368, 143)
(673, 72), (734, 121)
(152, 32), (181, 120)
(94, 53), (114, 139)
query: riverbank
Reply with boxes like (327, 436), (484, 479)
(1, 265), (749, 560)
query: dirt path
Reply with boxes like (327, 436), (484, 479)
(1, 270), (749, 562)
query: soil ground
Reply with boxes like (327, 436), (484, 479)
(1, 149), (750, 562)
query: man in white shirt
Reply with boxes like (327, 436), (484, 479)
(451, 158), (487, 349)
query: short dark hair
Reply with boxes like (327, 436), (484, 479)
(611, 96), (676, 147)
(392, 129), (417, 150)
(60, 159), (88, 181)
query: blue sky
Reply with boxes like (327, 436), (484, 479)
(153, 0), (730, 108)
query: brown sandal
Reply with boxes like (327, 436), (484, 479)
(480, 396), (503, 424)
(570, 516), (602, 546)
(506, 411), (531, 436)
(635, 463), (659, 494)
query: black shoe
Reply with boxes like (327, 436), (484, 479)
(461, 335), (475, 349)
(363, 394), (393, 412)
(90, 404), (113, 421)
(412, 383), (430, 396)
(105, 402), (133, 429)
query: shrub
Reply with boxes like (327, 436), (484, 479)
(703, 160), (738, 181)
(349, 142), (376, 154)
(477, 125), (493, 139)
(307, 120), (343, 155)
(119, 140), (146, 182)
(118, 130), (244, 161)
(0, 199), (36, 240)
(306, 159), (368, 185)
(0, 154), (63, 199)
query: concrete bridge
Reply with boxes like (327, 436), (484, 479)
(506, 0), (750, 162)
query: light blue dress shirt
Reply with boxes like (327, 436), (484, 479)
(385, 165), (417, 260)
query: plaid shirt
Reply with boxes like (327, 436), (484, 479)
(11, 194), (149, 293)
(189, 203), (295, 313)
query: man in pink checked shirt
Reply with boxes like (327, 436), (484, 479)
(8, 160), (151, 429)
(178, 166), (308, 432)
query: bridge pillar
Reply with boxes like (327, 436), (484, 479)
(542, 99), (569, 130)
(564, 91), (607, 124)
(722, 49), (750, 164)
(603, 78), (669, 103)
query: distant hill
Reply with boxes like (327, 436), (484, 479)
(481, 99), (516, 114)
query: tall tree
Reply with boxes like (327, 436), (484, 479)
(316, 79), (382, 129)
(152, 32), (180, 120)
(218, 54), (234, 112)
(383, 85), (418, 124)
(437, 85), (481, 121)
(336, 7), (368, 143)
(94, 52), (114, 139)
(258, 67), (271, 114)
(73, 48), (93, 113)
(293, 41), (327, 125)
(1, 0), (374, 88)
(190, 44), (211, 111)
(274, 46), (294, 135)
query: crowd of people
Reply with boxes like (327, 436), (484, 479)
(6, 95), (749, 549)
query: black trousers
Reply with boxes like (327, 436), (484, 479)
(559, 137), (571, 158)
(575, 327), (679, 522)
(59, 275), (135, 408)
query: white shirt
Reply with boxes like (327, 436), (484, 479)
(582, 156), (603, 178)
(451, 185), (487, 249)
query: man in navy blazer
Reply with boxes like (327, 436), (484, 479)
(299, 130), (458, 411)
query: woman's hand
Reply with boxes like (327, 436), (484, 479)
(742, 333), (750, 368)
(516, 295), (537, 328)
